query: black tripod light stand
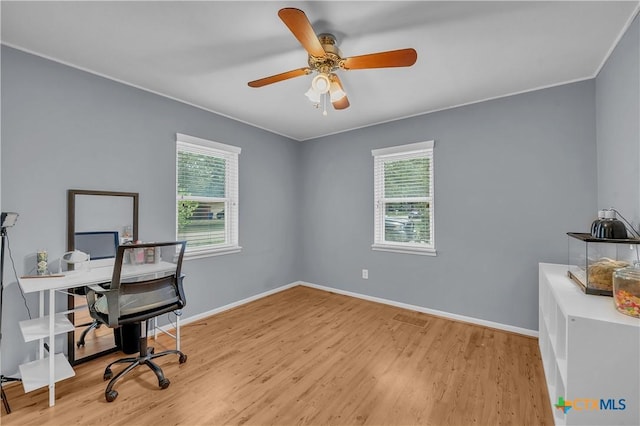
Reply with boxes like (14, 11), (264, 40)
(0, 212), (20, 414)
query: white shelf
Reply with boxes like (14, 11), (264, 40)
(555, 357), (567, 387)
(18, 353), (75, 393)
(545, 263), (638, 326)
(539, 263), (640, 426)
(18, 314), (75, 342)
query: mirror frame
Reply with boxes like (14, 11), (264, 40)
(66, 189), (139, 365)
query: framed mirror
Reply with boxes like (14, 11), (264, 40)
(67, 189), (139, 365)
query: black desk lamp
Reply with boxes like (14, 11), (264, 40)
(0, 212), (20, 414)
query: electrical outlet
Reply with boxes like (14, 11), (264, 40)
(362, 269), (368, 279)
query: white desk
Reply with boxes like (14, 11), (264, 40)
(18, 261), (177, 407)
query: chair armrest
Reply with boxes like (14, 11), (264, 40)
(86, 283), (120, 328)
(86, 284), (109, 293)
(86, 284), (111, 318)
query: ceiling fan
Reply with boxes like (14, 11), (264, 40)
(248, 8), (417, 112)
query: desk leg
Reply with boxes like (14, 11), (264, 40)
(38, 291), (45, 360)
(153, 317), (157, 341)
(48, 288), (55, 407)
(176, 313), (180, 352)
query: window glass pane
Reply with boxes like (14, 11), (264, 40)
(177, 151), (226, 198)
(384, 157), (430, 198)
(411, 202), (431, 243)
(177, 201), (225, 247)
(384, 202), (430, 244)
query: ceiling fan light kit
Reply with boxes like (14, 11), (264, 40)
(304, 87), (321, 103)
(305, 72), (347, 116)
(248, 8), (417, 115)
(311, 74), (330, 94)
(329, 79), (346, 102)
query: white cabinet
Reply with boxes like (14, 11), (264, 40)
(539, 263), (640, 425)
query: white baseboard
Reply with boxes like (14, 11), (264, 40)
(158, 280), (537, 338)
(299, 281), (539, 338)
(156, 282), (300, 333)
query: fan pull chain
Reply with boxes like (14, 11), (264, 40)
(323, 93), (328, 116)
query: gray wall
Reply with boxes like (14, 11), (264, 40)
(0, 46), (302, 374)
(299, 81), (598, 331)
(596, 15), (640, 228)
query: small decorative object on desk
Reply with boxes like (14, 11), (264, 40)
(121, 225), (133, 244)
(129, 240), (144, 264)
(613, 262), (640, 318)
(36, 249), (48, 275)
(144, 246), (155, 263)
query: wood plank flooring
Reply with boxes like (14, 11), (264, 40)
(1, 286), (553, 425)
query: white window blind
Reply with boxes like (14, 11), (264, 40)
(372, 141), (435, 255)
(176, 133), (241, 258)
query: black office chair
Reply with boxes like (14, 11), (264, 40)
(86, 241), (187, 402)
(76, 318), (102, 347)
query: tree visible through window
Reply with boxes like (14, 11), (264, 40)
(176, 134), (241, 257)
(372, 141), (435, 255)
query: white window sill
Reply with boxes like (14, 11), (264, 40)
(184, 246), (242, 260)
(372, 243), (437, 256)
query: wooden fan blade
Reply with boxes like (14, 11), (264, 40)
(330, 75), (350, 110)
(278, 8), (325, 58)
(341, 48), (417, 70)
(248, 68), (311, 88)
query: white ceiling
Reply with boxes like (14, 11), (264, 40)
(2, 1), (639, 141)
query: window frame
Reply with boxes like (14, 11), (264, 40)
(176, 133), (241, 259)
(372, 140), (436, 256)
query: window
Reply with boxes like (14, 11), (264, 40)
(372, 141), (435, 255)
(176, 133), (241, 258)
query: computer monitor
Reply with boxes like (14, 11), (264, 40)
(74, 231), (119, 260)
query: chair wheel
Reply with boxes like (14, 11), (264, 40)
(159, 378), (170, 389)
(76, 342), (84, 348)
(149, 347), (155, 354)
(179, 354), (187, 364)
(105, 390), (118, 402)
(104, 369), (113, 381)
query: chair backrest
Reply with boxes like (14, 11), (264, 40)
(90, 241), (186, 327)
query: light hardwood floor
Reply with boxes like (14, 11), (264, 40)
(2, 286), (553, 425)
